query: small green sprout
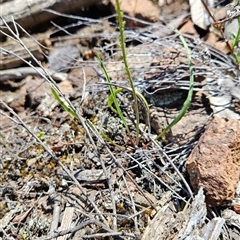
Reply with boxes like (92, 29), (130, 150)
(37, 131), (45, 141)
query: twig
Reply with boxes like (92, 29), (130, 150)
(0, 67), (68, 82)
(80, 232), (136, 239)
(34, 219), (114, 240)
(0, 101), (109, 227)
(57, 202), (75, 240)
(122, 174), (141, 238)
(50, 195), (61, 235)
(87, 120), (156, 210)
(200, 0), (233, 52)
(1, 17), (111, 226)
(150, 137), (193, 198)
(126, 152), (188, 202)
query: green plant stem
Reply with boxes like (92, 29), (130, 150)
(156, 29), (194, 141)
(115, 0), (140, 145)
(95, 52), (130, 133)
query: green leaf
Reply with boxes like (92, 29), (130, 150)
(51, 86), (79, 120)
(37, 131), (45, 140)
(156, 26), (194, 141)
(95, 52), (129, 132)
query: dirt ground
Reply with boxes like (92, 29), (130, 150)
(1, 0), (240, 239)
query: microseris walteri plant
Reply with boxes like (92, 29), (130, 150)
(114, 0), (141, 145)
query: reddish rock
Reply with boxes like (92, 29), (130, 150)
(110, 0), (159, 26)
(186, 116), (240, 206)
(233, 205), (240, 214)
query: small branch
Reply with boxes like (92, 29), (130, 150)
(35, 219), (114, 240)
(0, 67), (68, 82)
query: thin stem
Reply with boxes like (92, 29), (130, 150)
(115, 0), (140, 146)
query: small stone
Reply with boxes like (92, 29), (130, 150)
(186, 116), (240, 206)
(48, 45), (79, 72)
(27, 158), (37, 167)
